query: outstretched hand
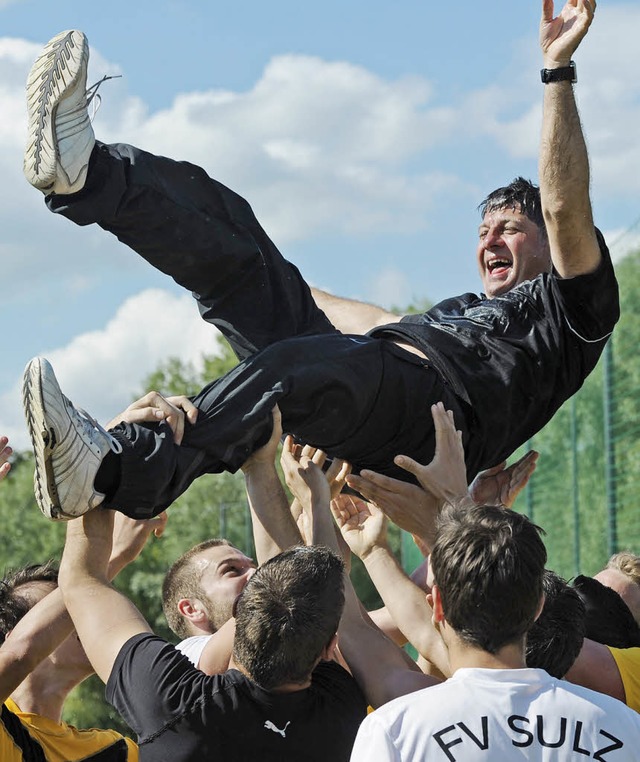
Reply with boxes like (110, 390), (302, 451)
(280, 436), (331, 510)
(469, 450), (539, 509)
(346, 469), (439, 549)
(0, 436), (12, 482)
(106, 391), (199, 445)
(330, 494), (388, 561)
(393, 402), (468, 506)
(540, 0), (595, 67)
(110, 510), (168, 567)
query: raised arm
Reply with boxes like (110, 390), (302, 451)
(241, 407), (302, 564)
(332, 495), (450, 678)
(58, 509), (157, 684)
(281, 441), (434, 707)
(311, 287), (399, 334)
(539, 0), (601, 277)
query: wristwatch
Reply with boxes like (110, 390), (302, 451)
(540, 61), (577, 84)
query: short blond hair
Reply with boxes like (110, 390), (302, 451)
(607, 552), (640, 587)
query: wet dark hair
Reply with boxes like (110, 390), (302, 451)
(526, 570), (585, 677)
(479, 177), (546, 236)
(573, 574), (640, 648)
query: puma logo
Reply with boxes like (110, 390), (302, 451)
(264, 720), (291, 738)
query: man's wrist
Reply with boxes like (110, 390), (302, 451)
(541, 60), (577, 84)
(360, 541), (391, 565)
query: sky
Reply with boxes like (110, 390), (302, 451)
(1, 0), (639, 449)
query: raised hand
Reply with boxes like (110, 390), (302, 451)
(393, 402), (468, 507)
(241, 406), (283, 472)
(346, 469), (439, 549)
(280, 436), (331, 510)
(540, 0), (595, 67)
(469, 450), (539, 509)
(330, 494), (388, 561)
(108, 510), (169, 576)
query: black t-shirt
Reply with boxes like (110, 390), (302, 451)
(370, 233), (619, 475)
(106, 634), (367, 762)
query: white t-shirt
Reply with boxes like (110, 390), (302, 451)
(350, 668), (640, 761)
(176, 635), (212, 667)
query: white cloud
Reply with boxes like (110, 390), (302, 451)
(606, 225), (640, 263)
(1, 289), (222, 449)
(365, 268), (412, 310)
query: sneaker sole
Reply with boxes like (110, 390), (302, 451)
(24, 30), (88, 191)
(22, 357), (67, 520)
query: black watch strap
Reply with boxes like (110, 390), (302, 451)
(540, 61), (577, 84)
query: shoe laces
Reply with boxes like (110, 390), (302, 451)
(74, 403), (124, 455)
(85, 74), (122, 121)
(58, 74), (121, 124)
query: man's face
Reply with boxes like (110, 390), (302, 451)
(477, 206), (552, 298)
(193, 545), (257, 632)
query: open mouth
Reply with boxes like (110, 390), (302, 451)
(486, 258), (512, 275)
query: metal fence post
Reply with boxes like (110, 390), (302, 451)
(603, 340), (618, 556)
(571, 397), (581, 576)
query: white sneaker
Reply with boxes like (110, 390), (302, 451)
(22, 357), (122, 520)
(24, 29), (94, 195)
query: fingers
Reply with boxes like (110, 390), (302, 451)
(270, 405), (283, 440)
(508, 451), (539, 489)
(477, 462), (507, 478)
(262, 406), (283, 451)
(151, 511), (169, 538)
(431, 402), (465, 459)
(542, 0), (555, 23)
(0, 437), (12, 481)
(346, 471), (392, 503)
(167, 395), (199, 425)
(393, 454), (426, 480)
(109, 391), (192, 445)
(301, 445), (326, 469)
(326, 458), (352, 498)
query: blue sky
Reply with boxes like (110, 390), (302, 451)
(1, 0), (639, 448)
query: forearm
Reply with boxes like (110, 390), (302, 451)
(243, 464), (302, 564)
(311, 288), (398, 334)
(62, 578), (149, 683)
(339, 582), (432, 708)
(540, 84), (592, 227)
(60, 513), (150, 684)
(362, 546), (448, 674)
(0, 589), (72, 702)
(539, 57), (600, 275)
(196, 619), (236, 675)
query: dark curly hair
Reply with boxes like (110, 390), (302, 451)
(0, 561), (59, 644)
